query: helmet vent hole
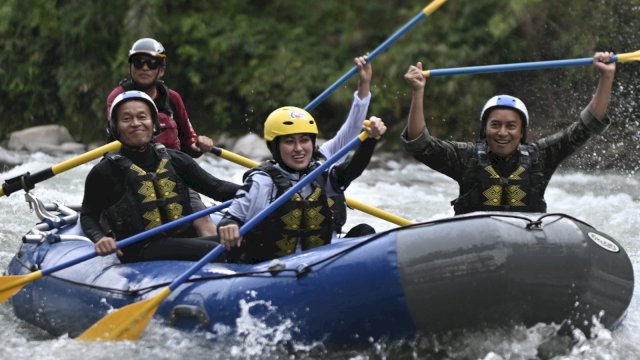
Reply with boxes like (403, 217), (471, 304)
(309, 120), (315, 125)
(283, 121), (294, 125)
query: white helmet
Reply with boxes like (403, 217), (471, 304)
(480, 95), (529, 142)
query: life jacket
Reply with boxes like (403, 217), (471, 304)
(120, 80), (181, 150)
(451, 143), (547, 214)
(103, 143), (193, 240)
(240, 161), (346, 263)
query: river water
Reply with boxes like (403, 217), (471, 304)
(0, 151), (638, 359)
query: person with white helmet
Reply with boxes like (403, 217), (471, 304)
(217, 107), (387, 263)
(106, 38), (220, 237)
(402, 51), (616, 214)
(107, 38), (214, 156)
(82, 91), (240, 263)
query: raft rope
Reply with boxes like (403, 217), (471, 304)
(15, 212), (588, 297)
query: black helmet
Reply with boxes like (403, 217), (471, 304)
(128, 38), (166, 64)
(108, 90), (160, 140)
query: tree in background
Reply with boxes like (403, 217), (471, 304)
(0, 0), (638, 169)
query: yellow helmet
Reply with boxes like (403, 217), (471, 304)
(263, 107), (318, 141)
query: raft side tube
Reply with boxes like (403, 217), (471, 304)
(395, 213), (634, 335)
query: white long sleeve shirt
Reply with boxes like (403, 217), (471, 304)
(226, 91), (371, 223)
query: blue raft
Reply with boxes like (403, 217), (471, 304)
(6, 196), (634, 344)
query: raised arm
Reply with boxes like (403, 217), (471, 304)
(588, 51), (616, 121)
(404, 62), (427, 140)
(355, 53), (372, 100)
(320, 53), (373, 159)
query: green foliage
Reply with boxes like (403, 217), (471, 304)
(0, 0), (60, 135)
(0, 0), (638, 169)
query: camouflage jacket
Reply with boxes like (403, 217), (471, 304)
(401, 106), (611, 214)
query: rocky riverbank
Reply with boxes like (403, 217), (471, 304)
(0, 125), (409, 172)
(3, 124), (635, 174)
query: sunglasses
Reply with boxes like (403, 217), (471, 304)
(131, 57), (162, 70)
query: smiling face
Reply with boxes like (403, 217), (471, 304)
(278, 133), (314, 171)
(116, 100), (154, 149)
(484, 108), (524, 158)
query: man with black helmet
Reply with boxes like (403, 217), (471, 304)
(83, 91), (240, 263)
(401, 51), (616, 215)
(107, 38), (218, 236)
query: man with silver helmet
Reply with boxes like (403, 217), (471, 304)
(82, 91), (240, 263)
(401, 51), (615, 214)
(106, 37), (218, 236)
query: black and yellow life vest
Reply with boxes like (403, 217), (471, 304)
(103, 144), (192, 239)
(452, 143), (547, 214)
(241, 161), (345, 263)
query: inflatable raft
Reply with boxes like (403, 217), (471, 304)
(5, 194), (634, 344)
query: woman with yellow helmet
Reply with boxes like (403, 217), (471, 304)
(218, 106), (387, 264)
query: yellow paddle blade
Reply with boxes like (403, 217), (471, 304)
(77, 287), (172, 341)
(616, 49), (640, 63)
(422, 0), (448, 16)
(0, 271), (43, 304)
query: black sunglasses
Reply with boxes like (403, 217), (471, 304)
(131, 57), (162, 70)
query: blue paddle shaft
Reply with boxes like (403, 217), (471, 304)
(168, 133), (367, 291)
(428, 55), (619, 77)
(41, 200), (233, 276)
(305, 12), (428, 111)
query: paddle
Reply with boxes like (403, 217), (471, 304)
(208, 1), (449, 225)
(78, 129), (372, 341)
(422, 49), (640, 78)
(0, 200), (232, 304)
(305, 0), (449, 111)
(1, 141), (122, 197)
(211, 147), (414, 226)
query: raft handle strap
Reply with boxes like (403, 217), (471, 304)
(168, 305), (209, 327)
(526, 219), (543, 230)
